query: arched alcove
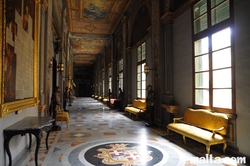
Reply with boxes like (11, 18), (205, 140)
(131, 5), (151, 46)
(116, 35), (123, 59)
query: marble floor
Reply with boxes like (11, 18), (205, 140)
(16, 97), (247, 166)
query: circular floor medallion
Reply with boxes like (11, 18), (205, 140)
(84, 142), (163, 166)
(64, 139), (183, 166)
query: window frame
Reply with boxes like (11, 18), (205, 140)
(108, 67), (112, 91)
(192, 0), (235, 115)
(136, 42), (146, 99)
(118, 58), (123, 90)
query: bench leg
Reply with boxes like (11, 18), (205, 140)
(182, 136), (186, 144)
(166, 129), (169, 135)
(206, 145), (211, 154)
(66, 120), (69, 128)
(223, 143), (227, 153)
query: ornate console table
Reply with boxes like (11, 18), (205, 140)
(162, 104), (180, 115)
(3, 117), (54, 166)
(162, 104), (180, 123)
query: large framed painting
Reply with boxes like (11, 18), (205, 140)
(0, 0), (39, 118)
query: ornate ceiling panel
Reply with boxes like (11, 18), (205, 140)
(70, 36), (107, 55)
(67, 0), (130, 34)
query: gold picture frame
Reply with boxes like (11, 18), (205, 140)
(0, 0), (39, 118)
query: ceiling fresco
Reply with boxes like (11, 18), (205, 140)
(66, 0), (131, 70)
(67, 0), (130, 34)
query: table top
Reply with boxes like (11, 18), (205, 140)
(4, 117), (54, 131)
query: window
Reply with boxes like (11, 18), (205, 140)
(137, 42), (146, 98)
(102, 72), (105, 95)
(193, 0), (234, 114)
(118, 59), (123, 89)
(108, 67), (112, 91)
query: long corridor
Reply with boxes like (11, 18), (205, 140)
(17, 97), (243, 166)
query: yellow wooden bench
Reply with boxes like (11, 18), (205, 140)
(167, 108), (228, 154)
(124, 99), (146, 119)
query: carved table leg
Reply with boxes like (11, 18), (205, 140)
(33, 132), (41, 166)
(46, 130), (51, 150)
(28, 133), (32, 149)
(4, 135), (13, 166)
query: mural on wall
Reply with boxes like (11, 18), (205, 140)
(3, 0), (35, 103)
(0, 0), (39, 118)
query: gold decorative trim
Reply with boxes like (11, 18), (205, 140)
(0, 0), (39, 118)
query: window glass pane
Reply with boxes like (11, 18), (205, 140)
(142, 42), (145, 51)
(212, 48), (231, 69)
(137, 54), (141, 62)
(195, 72), (209, 88)
(211, 0), (226, 8)
(195, 89), (209, 106)
(142, 72), (146, 81)
(195, 55), (209, 72)
(120, 81), (123, 89)
(137, 74), (141, 81)
(137, 46), (141, 54)
(137, 65), (141, 73)
(212, 28), (231, 51)
(142, 90), (146, 98)
(137, 90), (141, 98)
(142, 80), (146, 89)
(119, 59), (123, 71)
(194, 14), (208, 34)
(213, 89), (232, 108)
(194, 0), (207, 19)
(211, 1), (229, 26)
(119, 72), (123, 79)
(194, 37), (208, 56)
(119, 72), (123, 89)
(213, 68), (231, 88)
(137, 82), (141, 89)
(142, 52), (146, 60)
(108, 67), (112, 76)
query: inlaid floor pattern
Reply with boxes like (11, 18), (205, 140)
(16, 97), (246, 166)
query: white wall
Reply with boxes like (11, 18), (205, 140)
(0, 106), (38, 166)
(234, 0), (250, 157)
(173, 9), (193, 112)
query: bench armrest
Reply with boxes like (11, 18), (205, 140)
(138, 108), (146, 113)
(173, 117), (183, 123)
(212, 126), (226, 138)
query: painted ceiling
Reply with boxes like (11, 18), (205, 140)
(66, 0), (131, 70)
